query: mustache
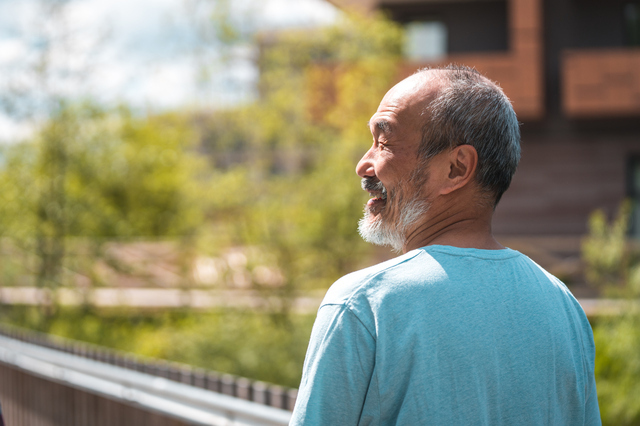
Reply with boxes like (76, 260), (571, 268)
(361, 177), (387, 199)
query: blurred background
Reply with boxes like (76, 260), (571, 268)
(0, 0), (638, 424)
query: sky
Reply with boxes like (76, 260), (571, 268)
(0, 0), (339, 142)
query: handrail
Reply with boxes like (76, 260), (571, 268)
(0, 323), (298, 410)
(0, 334), (292, 425)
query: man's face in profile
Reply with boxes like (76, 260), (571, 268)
(356, 99), (435, 251)
(356, 73), (444, 252)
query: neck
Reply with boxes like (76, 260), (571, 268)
(402, 198), (503, 253)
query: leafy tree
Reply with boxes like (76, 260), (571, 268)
(196, 11), (405, 322)
(593, 309), (640, 426)
(582, 202), (640, 424)
(0, 8), (413, 387)
(582, 201), (640, 297)
(0, 103), (209, 315)
(63, 107), (207, 239)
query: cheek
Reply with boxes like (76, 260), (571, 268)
(377, 155), (405, 180)
(422, 158), (451, 195)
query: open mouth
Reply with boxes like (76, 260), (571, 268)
(367, 191), (387, 208)
(361, 177), (388, 210)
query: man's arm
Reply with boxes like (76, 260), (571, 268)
(291, 303), (376, 425)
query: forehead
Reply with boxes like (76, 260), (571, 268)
(370, 71), (444, 132)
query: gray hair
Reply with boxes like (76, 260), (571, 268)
(416, 65), (521, 206)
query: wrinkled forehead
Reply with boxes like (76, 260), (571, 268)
(381, 71), (446, 114)
(371, 71), (446, 131)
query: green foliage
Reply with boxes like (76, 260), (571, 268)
(1, 104), (207, 240)
(0, 103), (210, 316)
(0, 143), (38, 240)
(0, 10), (408, 387)
(582, 202), (640, 423)
(180, 12), (408, 326)
(0, 10), (407, 311)
(135, 309), (315, 388)
(68, 107), (207, 238)
(594, 310), (640, 425)
(582, 201), (640, 297)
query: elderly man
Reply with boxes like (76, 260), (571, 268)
(290, 66), (600, 425)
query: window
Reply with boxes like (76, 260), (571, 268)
(404, 21), (447, 61)
(625, 3), (640, 46)
(628, 156), (640, 238)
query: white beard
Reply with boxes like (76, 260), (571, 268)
(358, 197), (430, 253)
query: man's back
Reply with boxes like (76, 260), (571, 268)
(291, 245), (600, 425)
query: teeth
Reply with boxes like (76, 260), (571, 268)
(366, 190), (387, 200)
(367, 193), (387, 200)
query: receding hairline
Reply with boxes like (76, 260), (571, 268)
(414, 66), (504, 95)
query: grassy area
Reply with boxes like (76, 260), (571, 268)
(0, 305), (315, 389)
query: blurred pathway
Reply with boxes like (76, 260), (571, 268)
(0, 287), (325, 313)
(0, 286), (633, 316)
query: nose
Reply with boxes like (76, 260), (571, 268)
(356, 147), (375, 178)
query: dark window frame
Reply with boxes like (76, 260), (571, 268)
(625, 2), (640, 46)
(626, 155), (640, 237)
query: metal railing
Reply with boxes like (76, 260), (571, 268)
(0, 324), (296, 425)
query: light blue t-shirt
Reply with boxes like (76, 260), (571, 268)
(291, 245), (600, 425)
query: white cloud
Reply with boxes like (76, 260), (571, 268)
(260, 0), (339, 29)
(132, 61), (195, 108)
(0, 0), (38, 36)
(0, 114), (33, 143)
(0, 39), (28, 64)
(0, 0), (339, 141)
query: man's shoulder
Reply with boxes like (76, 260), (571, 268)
(321, 249), (425, 307)
(318, 245), (582, 316)
(319, 245), (568, 308)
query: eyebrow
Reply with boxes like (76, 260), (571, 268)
(367, 120), (391, 133)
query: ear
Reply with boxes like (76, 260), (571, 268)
(439, 145), (478, 195)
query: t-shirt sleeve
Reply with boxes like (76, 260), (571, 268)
(584, 372), (601, 425)
(290, 303), (377, 426)
(584, 327), (602, 425)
